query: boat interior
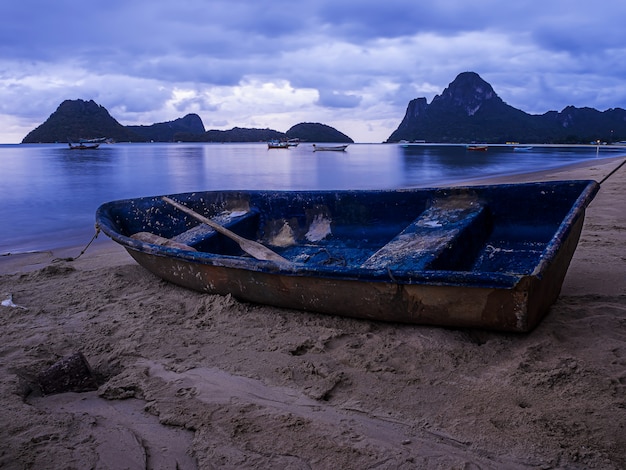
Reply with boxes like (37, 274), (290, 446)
(104, 181), (594, 280)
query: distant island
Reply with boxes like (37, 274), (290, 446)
(387, 72), (626, 144)
(21, 101), (354, 144)
(21, 71), (626, 144)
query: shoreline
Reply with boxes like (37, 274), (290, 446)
(1, 155), (625, 468)
(459, 153), (626, 185)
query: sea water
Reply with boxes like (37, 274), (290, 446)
(0, 142), (619, 254)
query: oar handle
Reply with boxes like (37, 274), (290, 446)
(163, 197), (242, 242)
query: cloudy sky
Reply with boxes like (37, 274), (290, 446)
(1, 1), (625, 143)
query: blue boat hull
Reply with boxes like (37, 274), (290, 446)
(96, 180), (599, 332)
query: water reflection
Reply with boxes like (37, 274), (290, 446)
(399, 144), (603, 186)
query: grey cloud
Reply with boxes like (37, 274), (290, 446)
(2, 0), (626, 143)
(316, 90), (362, 108)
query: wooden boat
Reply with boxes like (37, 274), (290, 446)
(466, 145), (488, 151)
(96, 180), (599, 332)
(312, 144), (348, 152)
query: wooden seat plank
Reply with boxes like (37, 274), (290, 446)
(361, 195), (488, 271)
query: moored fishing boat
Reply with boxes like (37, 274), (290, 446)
(68, 141), (100, 150)
(96, 180), (599, 332)
(312, 144), (349, 151)
(267, 140), (289, 149)
(68, 137), (106, 149)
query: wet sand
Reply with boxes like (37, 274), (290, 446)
(1, 156), (625, 469)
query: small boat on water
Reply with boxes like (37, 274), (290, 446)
(466, 145), (488, 151)
(312, 144), (349, 152)
(513, 146), (534, 152)
(267, 140), (289, 149)
(96, 180), (599, 332)
(68, 137), (106, 150)
(68, 141), (100, 150)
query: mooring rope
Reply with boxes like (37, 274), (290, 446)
(52, 226), (101, 262)
(599, 157), (626, 186)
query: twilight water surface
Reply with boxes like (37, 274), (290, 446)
(0, 142), (619, 254)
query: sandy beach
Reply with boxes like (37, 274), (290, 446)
(1, 157), (625, 469)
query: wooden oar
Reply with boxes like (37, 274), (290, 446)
(162, 196), (291, 265)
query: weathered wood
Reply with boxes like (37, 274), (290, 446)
(171, 224), (216, 246)
(171, 210), (254, 246)
(37, 352), (98, 395)
(361, 196), (487, 270)
(131, 232), (197, 251)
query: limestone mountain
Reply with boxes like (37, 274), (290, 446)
(22, 99), (143, 143)
(388, 72), (626, 144)
(184, 122), (353, 143)
(127, 114), (206, 142)
(191, 127), (287, 142)
(286, 122), (354, 143)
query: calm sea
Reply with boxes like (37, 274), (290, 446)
(0, 142), (620, 254)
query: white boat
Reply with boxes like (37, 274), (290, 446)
(513, 146), (534, 152)
(312, 144), (349, 152)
